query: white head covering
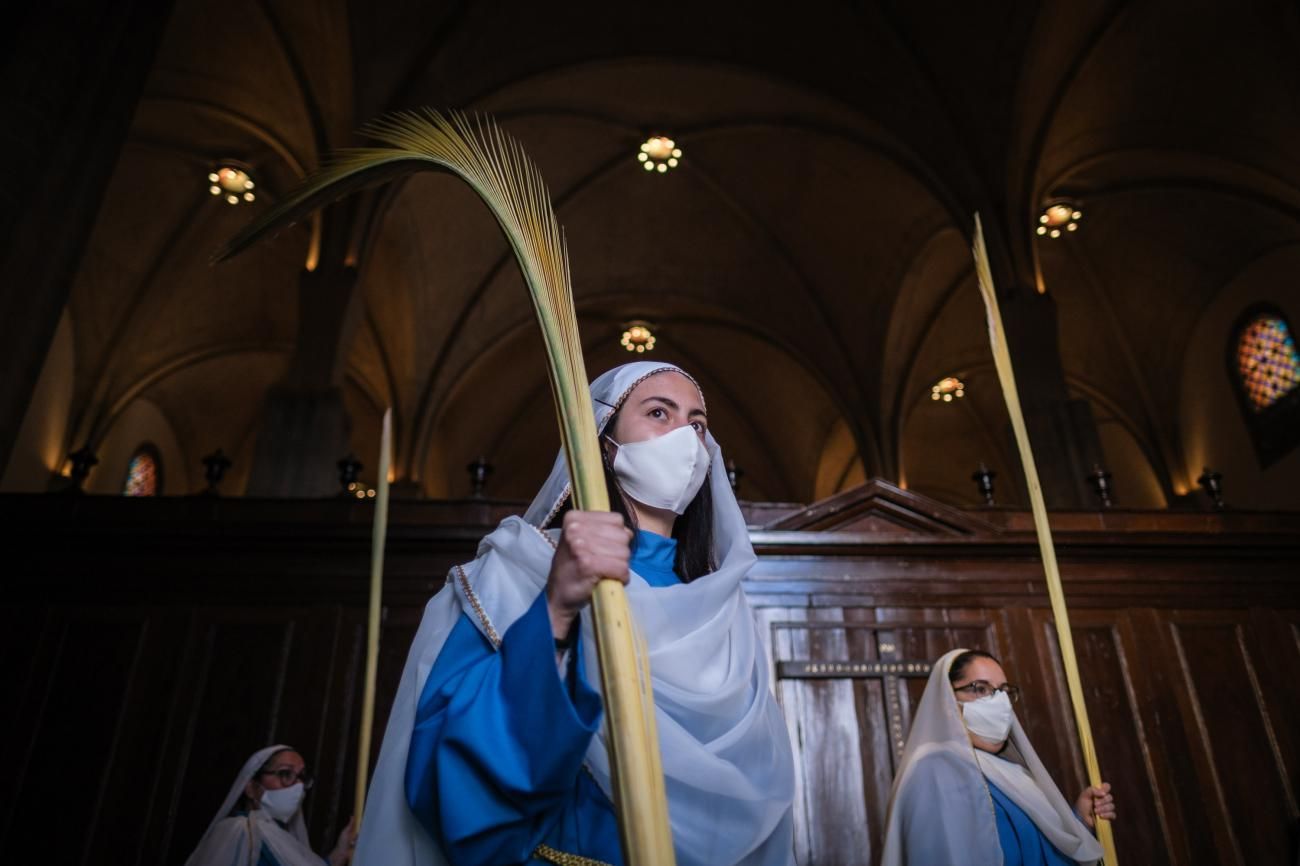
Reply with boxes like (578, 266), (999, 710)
(354, 362), (795, 866)
(880, 649), (1104, 866)
(184, 744), (324, 866)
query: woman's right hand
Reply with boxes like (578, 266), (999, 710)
(546, 510), (632, 640)
(1074, 783), (1115, 828)
(327, 817), (355, 866)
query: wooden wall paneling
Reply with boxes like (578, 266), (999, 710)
(998, 606), (1075, 792)
(1238, 609), (1300, 818)
(138, 606), (202, 866)
(771, 607), (812, 864)
(0, 602), (51, 835)
(0, 601), (47, 705)
(1168, 611), (1294, 864)
(1028, 611), (1088, 799)
(329, 600), (424, 850)
(277, 602), (350, 853)
(1132, 608), (1225, 866)
(749, 599), (784, 693)
(1111, 610), (1193, 866)
(1244, 607), (1300, 824)
(2, 607), (148, 865)
(310, 606), (363, 853)
(1267, 608), (1300, 863)
(5, 493), (1300, 864)
(160, 606), (312, 864)
(88, 608), (193, 865)
(838, 610), (893, 860)
(1065, 611), (1174, 866)
(874, 605), (994, 717)
(880, 606), (995, 668)
(801, 608), (871, 866)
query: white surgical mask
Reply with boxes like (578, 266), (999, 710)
(608, 425), (711, 515)
(258, 782), (305, 822)
(960, 691), (1014, 742)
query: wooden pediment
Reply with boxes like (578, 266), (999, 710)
(763, 478), (999, 535)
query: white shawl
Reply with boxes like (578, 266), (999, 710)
(880, 649), (1103, 866)
(353, 362), (795, 866)
(184, 744), (326, 866)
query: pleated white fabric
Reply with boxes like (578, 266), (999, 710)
(880, 649), (1103, 866)
(184, 744), (326, 866)
(353, 362), (795, 866)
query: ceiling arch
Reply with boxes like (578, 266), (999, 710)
(25, 0), (1300, 513)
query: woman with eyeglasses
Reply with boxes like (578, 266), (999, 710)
(184, 744), (356, 866)
(880, 649), (1116, 866)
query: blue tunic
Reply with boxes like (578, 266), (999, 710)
(988, 780), (1079, 865)
(406, 530), (681, 865)
(226, 812), (326, 866)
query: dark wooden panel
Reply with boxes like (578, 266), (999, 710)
(770, 613), (998, 866)
(89, 610), (193, 866)
(1244, 607), (1300, 824)
(2, 612), (146, 865)
(160, 611), (304, 864)
(1067, 618), (1172, 866)
(321, 603), (422, 852)
(276, 604), (351, 853)
(1123, 610), (1224, 866)
(784, 611), (871, 866)
(0, 603), (49, 814)
(3, 493), (1299, 866)
(1171, 617), (1295, 864)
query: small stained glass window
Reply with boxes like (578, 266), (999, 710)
(1236, 314), (1300, 412)
(123, 448), (160, 496)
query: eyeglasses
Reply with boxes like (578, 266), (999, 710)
(953, 680), (1022, 704)
(257, 767), (315, 789)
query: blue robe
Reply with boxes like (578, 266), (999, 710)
(988, 780), (1079, 865)
(406, 530), (681, 866)
(225, 812), (326, 866)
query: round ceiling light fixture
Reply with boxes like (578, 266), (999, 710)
(637, 136), (681, 174)
(931, 376), (966, 402)
(620, 321), (657, 353)
(209, 163), (256, 205)
(1036, 200), (1081, 238)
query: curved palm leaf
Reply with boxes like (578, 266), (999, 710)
(217, 109), (674, 865)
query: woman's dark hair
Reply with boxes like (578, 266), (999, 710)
(546, 409), (716, 582)
(948, 650), (1000, 684)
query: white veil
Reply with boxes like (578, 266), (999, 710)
(184, 744), (323, 866)
(354, 361), (795, 866)
(880, 649), (1104, 866)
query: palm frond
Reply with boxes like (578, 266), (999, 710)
(217, 109), (673, 865)
(972, 214), (1118, 865)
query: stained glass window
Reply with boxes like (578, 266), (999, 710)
(1236, 314), (1300, 412)
(123, 448), (160, 496)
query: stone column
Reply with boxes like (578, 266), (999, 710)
(245, 259), (363, 497)
(998, 288), (1105, 509)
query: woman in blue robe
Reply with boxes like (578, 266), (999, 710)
(881, 649), (1115, 866)
(354, 363), (796, 866)
(405, 529), (682, 864)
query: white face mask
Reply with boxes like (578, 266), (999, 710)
(608, 425), (711, 515)
(258, 782), (305, 822)
(960, 691), (1014, 742)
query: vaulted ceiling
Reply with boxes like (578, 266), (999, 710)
(48, 0), (1300, 505)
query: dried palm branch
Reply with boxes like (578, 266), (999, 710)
(216, 109), (675, 866)
(972, 214), (1118, 865)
